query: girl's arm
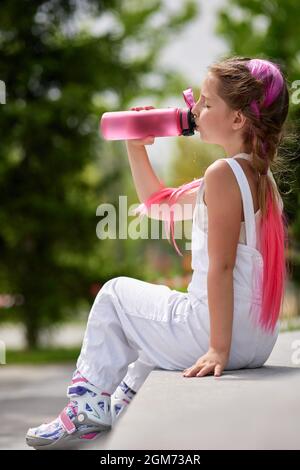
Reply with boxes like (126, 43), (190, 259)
(126, 139), (164, 204)
(183, 264), (233, 378)
(205, 160), (242, 354)
(183, 160), (242, 377)
(125, 139), (199, 221)
(207, 267), (233, 355)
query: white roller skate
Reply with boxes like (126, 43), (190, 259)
(26, 379), (112, 450)
(111, 380), (137, 426)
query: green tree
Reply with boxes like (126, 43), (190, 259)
(0, 0), (198, 348)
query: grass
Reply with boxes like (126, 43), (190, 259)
(5, 347), (81, 365)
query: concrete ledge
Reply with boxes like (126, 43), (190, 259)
(88, 330), (300, 450)
(1, 330), (300, 450)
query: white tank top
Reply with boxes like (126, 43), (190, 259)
(195, 153), (273, 252)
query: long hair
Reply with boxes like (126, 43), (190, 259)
(133, 177), (203, 256)
(209, 56), (290, 334)
(134, 56), (292, 334)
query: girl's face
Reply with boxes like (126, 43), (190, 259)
(191, 72), (246, 149)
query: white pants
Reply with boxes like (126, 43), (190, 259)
(76, 276), (208, 394)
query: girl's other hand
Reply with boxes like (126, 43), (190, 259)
(126, 107), (156, 147)
(182, 348), (229, 378)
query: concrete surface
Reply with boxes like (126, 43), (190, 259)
(0, 330), (300, 450)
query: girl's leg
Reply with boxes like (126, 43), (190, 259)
(26, 276), (205, 449)
(122, 349), (156, 392)
(111, 350), (156, 424)
(26, 278), (141, 449)
(75, 275), (203, 389)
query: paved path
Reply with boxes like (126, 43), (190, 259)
(1, 330), (300, 450)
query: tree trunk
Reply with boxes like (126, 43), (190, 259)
(24, 315), (40, 350)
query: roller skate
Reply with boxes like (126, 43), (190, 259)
(111, 380), (137, 426)
(26, 371), (112, 450)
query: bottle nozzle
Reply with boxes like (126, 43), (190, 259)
(181, 109), (196, 136)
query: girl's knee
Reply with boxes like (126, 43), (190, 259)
(100, 277), (121, 290)
(97, 276), (129, 298)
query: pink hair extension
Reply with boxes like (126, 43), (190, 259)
(246, 58), (284, 118)
(245, 58), (288, 333)
(133, 178), (204, 256)
(255, 189), (289, 334)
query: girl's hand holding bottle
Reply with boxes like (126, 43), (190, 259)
(125, 106), (156, 147)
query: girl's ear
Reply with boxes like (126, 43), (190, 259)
(232, 109), (247, 131)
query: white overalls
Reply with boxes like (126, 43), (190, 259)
(76, 153), (280, 394)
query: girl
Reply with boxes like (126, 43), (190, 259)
(26, 56), (290, 450)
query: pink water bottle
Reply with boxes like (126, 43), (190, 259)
(99, 88), (196, 140)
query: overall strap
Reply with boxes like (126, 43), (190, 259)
(222, 158), (257, 249)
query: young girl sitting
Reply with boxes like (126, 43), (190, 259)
(26, 56), (290, 450)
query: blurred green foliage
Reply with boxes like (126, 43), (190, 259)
(0, 0), (198, 348)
